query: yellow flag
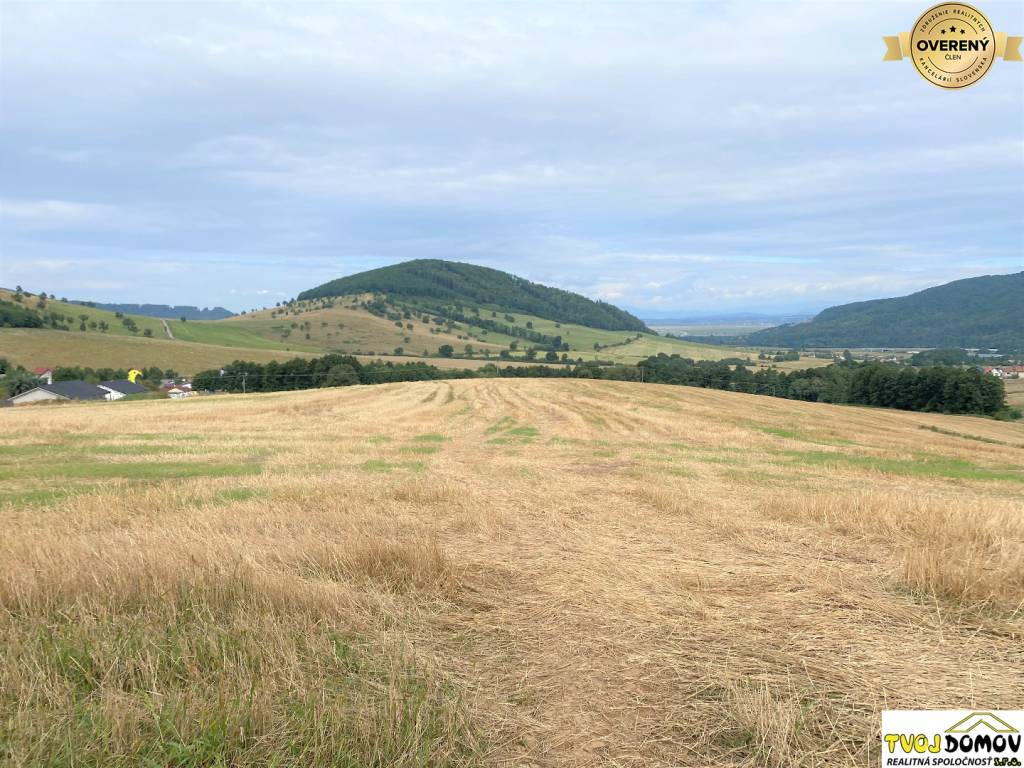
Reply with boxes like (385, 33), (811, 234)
(127, 369), (143, 383)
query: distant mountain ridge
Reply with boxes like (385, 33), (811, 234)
(74, 302), (234, 320)
(298, 259), (650, 332)
(739, 272), (1023, 349)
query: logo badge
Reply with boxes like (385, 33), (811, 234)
(883, 3), (1022, 89)
(882, 710), (1024, 767)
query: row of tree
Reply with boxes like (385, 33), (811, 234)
(191, 355), (479, 393)
(187, 352), (1011, 417)
(637, 355), (1008, 416)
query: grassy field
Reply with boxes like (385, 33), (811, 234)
(2, 379), (1022, 766)
(1005, 377), (1024, 408)
(3, 287), (754, 377)
(0, 328), (557, 376)
(186, 298), (513, 357)
(0, 288), (168, 339)
(0, 328), (322, 375)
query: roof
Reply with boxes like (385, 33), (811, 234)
(98, 380), (147, 395)
(32, 366), (54, 374)
(28, 380), (108, 401)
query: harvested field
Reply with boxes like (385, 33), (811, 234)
(1, 379), (1022, 766)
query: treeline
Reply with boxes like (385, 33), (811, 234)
(0, 299), (117, 333)
(190, 352), (1012, 418)
(52, 365), (178, 383)
(75, 302), (233, 320)
(0, 300), (44, 328)
(192, 355), (478, 393)
(638, 355), (1009, 416)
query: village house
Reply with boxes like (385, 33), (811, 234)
(983, 365), (1024, 379)
(32, 367), (55, 385)
(6, 380), (108, 406)
(97, 380), (148, 400)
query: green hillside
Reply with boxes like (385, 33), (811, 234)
(297, 259), (650, 332)
(742, 272), (1023, 350)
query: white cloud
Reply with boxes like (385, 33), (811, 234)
(0, 1), (1020, 312)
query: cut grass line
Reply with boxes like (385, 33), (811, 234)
(400, 445), (441, 455)
(919, 424), (1024, 449)
(0, 462), (262, 482)
(360, 459), (426, 473)
(783, 450), (1024, 484)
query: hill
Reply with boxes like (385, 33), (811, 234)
(1, 285), (742, 374)
(298, 259), (650, 332)
(2, 379), (1021, 765)
(74, 302), (234, 320)
(742, 272), (1023, 349)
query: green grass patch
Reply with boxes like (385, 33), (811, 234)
(784, 450), (1024, 484)
(0, 486), (95, 507)
(485, 419), (537, 445)
(0, 462), (261, 483)
(399, 445), (441, 455)
(755, 425), (856, 447)
(661, 466), (696, 478)
(209, 488), (267, 504)
(548, 437), (585, 446)
(413, 433), (449, 443)
(2, 609), (481, 767)
(919, 424), (1022, 448)
(360, 459), (425, 473)
(484, 416), (517, 435)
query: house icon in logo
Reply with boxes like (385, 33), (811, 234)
(947, 712), (1019, 734)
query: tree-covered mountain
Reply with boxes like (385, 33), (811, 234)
(297, 259), (650, 332)
(73, 302), (234, 320)
(738, 272), (1023, 349)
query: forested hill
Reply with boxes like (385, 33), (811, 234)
(742, 272), (1023, 349)
(297, 259), (650, 332)
(74, 302), (234, 320)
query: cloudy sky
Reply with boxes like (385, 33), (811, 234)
(1, 1), (1022, 316)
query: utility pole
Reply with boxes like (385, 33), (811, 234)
(242, 372), (247, 394)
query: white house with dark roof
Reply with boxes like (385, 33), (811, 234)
(6, 380), (107, 405)
(97, 380), (148, 400)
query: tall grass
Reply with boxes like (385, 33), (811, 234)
(761, 491), (1024, 613)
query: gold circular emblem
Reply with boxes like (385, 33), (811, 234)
(911, 3), (995, 88)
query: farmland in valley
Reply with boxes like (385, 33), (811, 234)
(1005, 378), (1024, 408)
(2, 285), (747, 374)
(2, 378), (1021, 766)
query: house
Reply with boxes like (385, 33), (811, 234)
(97, 380), (148, 401)
(32, 367), (55, 385)
(6, 380), (107, 405)
(983, 365), (1024, 379)
(165, 387), (192, 399)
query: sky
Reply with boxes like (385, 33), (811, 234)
(1, 1), (1022, 317)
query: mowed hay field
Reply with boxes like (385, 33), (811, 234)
(2, 379), (1023, 767)
(1005, 377), (1024, 408)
